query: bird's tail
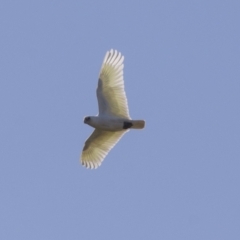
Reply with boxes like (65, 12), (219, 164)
(130, 120), (145, 129)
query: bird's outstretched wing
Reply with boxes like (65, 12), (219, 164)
(81, 129), (126, 169)
(97, 49), (130, 118)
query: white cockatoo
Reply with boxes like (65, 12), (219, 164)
(81, 49), (145, 169)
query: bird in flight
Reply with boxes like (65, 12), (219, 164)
(81, 49), (145, 169)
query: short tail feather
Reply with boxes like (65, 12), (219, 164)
(130, 120), (145, 129)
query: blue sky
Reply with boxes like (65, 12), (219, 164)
(1, 1), (240, 239)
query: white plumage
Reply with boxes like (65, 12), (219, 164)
(81, 49), (145, 169)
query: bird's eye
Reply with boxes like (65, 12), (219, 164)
(84, 117), (90, 122)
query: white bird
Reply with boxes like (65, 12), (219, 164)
(81, 49), (145, 169)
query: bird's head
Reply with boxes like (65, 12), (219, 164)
(84, 116), (91, 124)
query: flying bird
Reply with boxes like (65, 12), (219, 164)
(81, 49), (145, 169)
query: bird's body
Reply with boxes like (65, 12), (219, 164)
(84, 116), (127, 131)
(81, 49), (145, 169)
(84, 116), (145, 131)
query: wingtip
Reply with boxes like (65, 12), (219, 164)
(81, 159), (101, 170)
(103, 49), (124, 67)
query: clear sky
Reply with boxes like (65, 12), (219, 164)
(1, 1), (240, 239)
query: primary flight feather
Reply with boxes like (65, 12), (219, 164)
(81, 49), (145, 169)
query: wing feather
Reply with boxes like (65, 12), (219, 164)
(81, 129), (126, 169)
(97, 49), (130, 118)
